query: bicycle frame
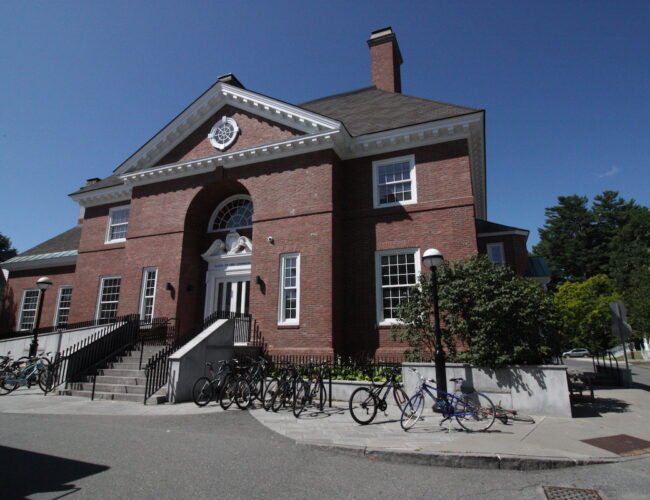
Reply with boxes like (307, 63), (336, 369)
(414, 380), (474, 417)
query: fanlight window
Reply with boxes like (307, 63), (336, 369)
(210, 196), (253, 232)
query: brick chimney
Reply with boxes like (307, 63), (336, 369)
(367, 27), (403, 93)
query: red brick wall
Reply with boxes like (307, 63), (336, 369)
(369, 39), (401, 93)
(3, 266), (76, 331)
(477, 234), (529, 275)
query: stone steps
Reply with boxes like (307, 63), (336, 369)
(59, 345), (168, 404)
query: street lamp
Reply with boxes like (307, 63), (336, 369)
(29, 276), (52, 357)
(422, 249), (447, 394)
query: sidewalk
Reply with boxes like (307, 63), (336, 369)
(2, 385), (649, 470)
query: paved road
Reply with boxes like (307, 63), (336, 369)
(1, 410), (649, 499)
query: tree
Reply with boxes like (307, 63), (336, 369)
(533, 191), (640, 283)
(394, 255), (561, 368)
(553, 274), (621, 353)
(0, 233), (17, 262)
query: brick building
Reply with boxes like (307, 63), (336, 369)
(1, 28), (547, 358)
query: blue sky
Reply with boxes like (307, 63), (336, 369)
(1, 1), (649, 253)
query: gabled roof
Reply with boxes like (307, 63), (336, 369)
(20, 225), (81, 256)
(301, 87), (480, 137)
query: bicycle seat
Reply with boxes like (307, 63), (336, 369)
(449, 377), (464, 382)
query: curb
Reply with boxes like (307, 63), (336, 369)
(297, 442), (622, 471)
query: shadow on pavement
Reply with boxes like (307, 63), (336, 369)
(0, 445), (109, 499)
(571, 396), (630, 418)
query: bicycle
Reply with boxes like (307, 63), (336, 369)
(348, 365), (408, 425)
(492, 403), (535, 425)
(191, 360), (231, 407)
(219, 359), (253, 410)
(400, 368), (496, 432)
(293, 362), (328, 417)
(270, 363), (301, 413)
(0, 354), (51, 395)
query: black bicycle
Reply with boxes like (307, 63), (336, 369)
(191, 360), (231, 407)
(293, 362), (328, 417)
(348, 366), (408, 425)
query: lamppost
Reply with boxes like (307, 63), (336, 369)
(422, 249), (447, 394)
(29, 276), (52, 357)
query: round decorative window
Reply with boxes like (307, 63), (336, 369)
(208, 116), (239, 150)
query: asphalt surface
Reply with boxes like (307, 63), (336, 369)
(1, 410), (650, 499)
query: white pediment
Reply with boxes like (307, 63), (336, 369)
(114, 81), (341, 176)
(202, 231), (252, 263)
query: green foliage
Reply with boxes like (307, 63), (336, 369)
(394, 255), (561, 368)
(533, 191), (643, 284)
(553, 275), (621, 353)
(0, 233), (17, 262)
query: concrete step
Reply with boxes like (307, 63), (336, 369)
(65, 389), (146, 403)
(69, 382), (147, 395)
(94, 375), (146, 385)
(107, 361), (145, 370)
(99, 368), (145, 377)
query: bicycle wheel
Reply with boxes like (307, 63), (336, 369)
(250, 375), (265, 402)
(0, 369), (19, 394)
(293, 380), (309, 418)
(392, 385), (408, 411)
(262, 378), (279, 411)
(454, 392), (496, 432)
(271, 380), (289, 412)
(349, 387), (378, 425)
(400, 392), (425, 430)
(509, 412), (535, 424)
(38, 368), (55, 394)
(235, 378), (253, 410)
(219, 376), (237, 410)
(192, 377), (214, 407)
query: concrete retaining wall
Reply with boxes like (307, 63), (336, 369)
(0, 326), (108, 358)
(402, 362), (572, 417)
(167, 319), (235, 403)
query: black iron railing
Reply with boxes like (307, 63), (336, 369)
(593, 351), (621, 386)
(142, 310), (251, 403)
(0, 316), (123, 341)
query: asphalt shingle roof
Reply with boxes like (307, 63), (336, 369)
(300, 87), (480, 137)
(476, 219), (528, 235)
(19, 225), (82, 257)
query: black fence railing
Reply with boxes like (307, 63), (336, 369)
(46, 314), (137, 390)
(592, 351), (622, 386)
(143, 310), (247, 403)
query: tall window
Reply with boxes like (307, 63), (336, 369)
(208, 196), (253, 232)
(139, 268), (158, 323)
(55, 286), (73, 327)
(19, 289), (40, 331)
(278, 253), (300, 325)
(97, 276), (121, 323)
(372, 155), (417, 208)
(375, 249), (421, 324)
(106, 205), (130, 243)
(486, 243), (505, 266)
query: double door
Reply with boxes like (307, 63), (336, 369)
(213, 277), (250, 315)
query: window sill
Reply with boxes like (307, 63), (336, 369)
(373, 199), (417, 210)
(105, 239), (127, 245)
(277, 324), (301, 329)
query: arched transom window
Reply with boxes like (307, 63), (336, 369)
(208, 195), (253, 232)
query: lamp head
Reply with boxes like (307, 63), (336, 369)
(36, 276), (53, 291)
(423, 248), (444, 268)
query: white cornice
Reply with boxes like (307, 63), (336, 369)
(69, 183), (133, 208)
(114, 82), (341, 176)
(120, 130), (342, 187)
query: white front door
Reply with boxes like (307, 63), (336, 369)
(213, 277), (250, 314)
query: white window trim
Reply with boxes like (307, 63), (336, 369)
(53, 286), (73, 327)
(139, 267), (158, 323)
(372, 154), (417, 209)
(95, 275), (121, 321)
(278, 253), (300, 326)
(486, 242), (506, 266)
(207, 195), (253, 233)
(105, 205), (130, 244)
(18, 288), (40, 331)
(375, 248), (421, 326)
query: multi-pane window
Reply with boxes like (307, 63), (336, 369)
(139, 268), (158, 323)
(19, 290), (40, 331)
(209, 196), (253, 232)
(55, 287), (73, 327)
(97, 276), (121, 323)
(278, 253), (300, 324)
(373, 155), (417, 208)
(106, 206), (130, 242)
(486, 243), (505, 266)
(375, 249), (421, 324)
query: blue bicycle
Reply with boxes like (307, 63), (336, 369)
(400, 368), (496, 432)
